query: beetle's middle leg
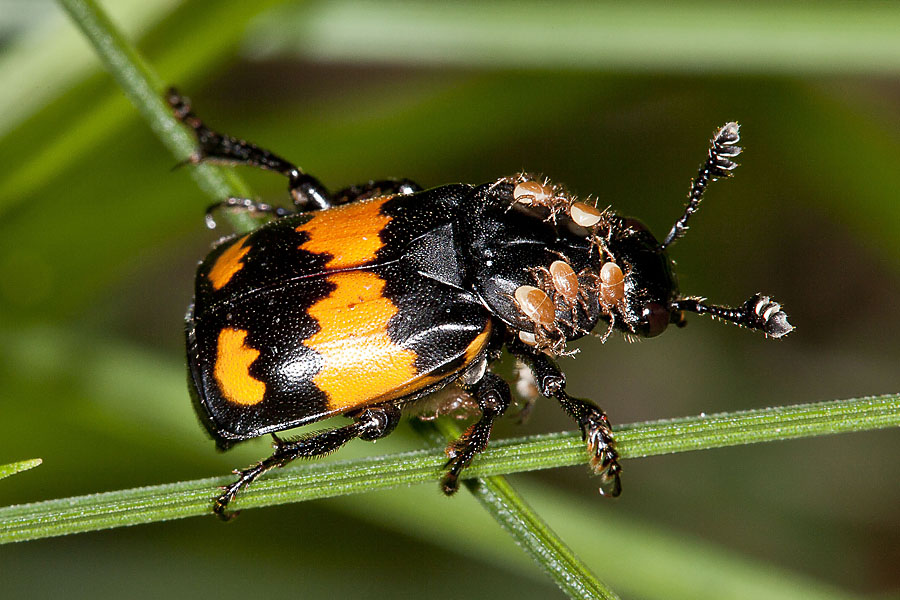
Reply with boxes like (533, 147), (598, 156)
(332, 179), (422, 205)
(203, 197), (294, 229)
(167, 87), (333, 213)
(214, 403), (401, 519)
(441, 372), (511, 494)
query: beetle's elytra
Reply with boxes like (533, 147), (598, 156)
(170, 88), (793, 518)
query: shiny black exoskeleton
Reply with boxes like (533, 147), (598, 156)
(170, 88), (793, 518)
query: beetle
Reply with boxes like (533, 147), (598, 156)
(169, 89), (793, 518)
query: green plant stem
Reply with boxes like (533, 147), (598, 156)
(466, 476), (618, 600)
(1, 394), (896, 543)
(57, 0), (257, 230)
(421, 420), (619, 600)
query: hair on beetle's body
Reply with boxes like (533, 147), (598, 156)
(169, 88), (792, 519)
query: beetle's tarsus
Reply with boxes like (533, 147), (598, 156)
(439, 372), (511, 495)
(509, 343), (623, 496)
(441, 472), (460, 495)
(332, 179), (422, 205)
(204, 197), (293, 229)
(582, 415), (622, 497)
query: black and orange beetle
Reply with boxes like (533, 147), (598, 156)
(170, 89), (793, 517)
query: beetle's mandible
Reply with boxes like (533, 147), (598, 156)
(170, 88), (793, 518)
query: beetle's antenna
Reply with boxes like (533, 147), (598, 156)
(661, 122), (742, 250)
(672, 294), (793, 338)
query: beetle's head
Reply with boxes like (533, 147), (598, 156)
(595, 215), (679, 339)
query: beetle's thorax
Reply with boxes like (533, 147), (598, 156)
(457, 176), (682, 355)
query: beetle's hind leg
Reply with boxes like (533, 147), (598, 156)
(441, 372), (512, 494)
(214, 403), (401, 519)
(167, 87), (333, 213)
(511, 342), (622, 497)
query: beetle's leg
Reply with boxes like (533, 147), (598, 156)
(204, 197), (293, 229)
(167, 87), (333, 213)
(214, 403), (401, 519)
(332, 179), (422, 205)
(510, 342), (622, 497)
(441, 372), (511, 494)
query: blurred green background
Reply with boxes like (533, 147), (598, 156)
(1, 1), (899, 598)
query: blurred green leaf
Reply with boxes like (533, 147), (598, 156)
(247, 1), (900, 74)
(328, 483), (864, 600)
(0, 0), (290, 216)
(0, 0), (180, 136)
(0, 459), (42, 482)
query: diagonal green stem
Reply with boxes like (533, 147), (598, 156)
(465, 475), (618, 600)
(1, 395), (896, 544)
(420, 420), (619, 600)
(57, 0), (257, 230)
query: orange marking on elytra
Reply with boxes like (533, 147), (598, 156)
(214, 328), (266, 406)
(463, 322), (492, 363)
(208, 234), (251, 290)
(296, 196), (392, 269)
(305, 271), (420, 411)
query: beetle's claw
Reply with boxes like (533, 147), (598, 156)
(212, 483), (242, 521)
(441, 472), (460, 495)
(441, 434), (475, 495)
(582, 415), (622, 498)
(595, 462), (622, 498)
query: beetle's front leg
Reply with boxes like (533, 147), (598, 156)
(511, 343), (622, 497)
(441, 372), (511, 494)
(214, 403), (401, 519)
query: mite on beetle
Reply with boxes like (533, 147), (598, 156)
(170, 88), (793, 518)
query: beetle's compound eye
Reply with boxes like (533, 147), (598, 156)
(515, 285), (556, 327)
(599, 262), (625, 306)
(513, 181), (553, 206)
(570, 202), (603, 227)
(549, 260), (579, 303)
(642, 302), (670, 337)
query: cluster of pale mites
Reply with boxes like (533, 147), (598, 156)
(501, 175), (628, 356)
